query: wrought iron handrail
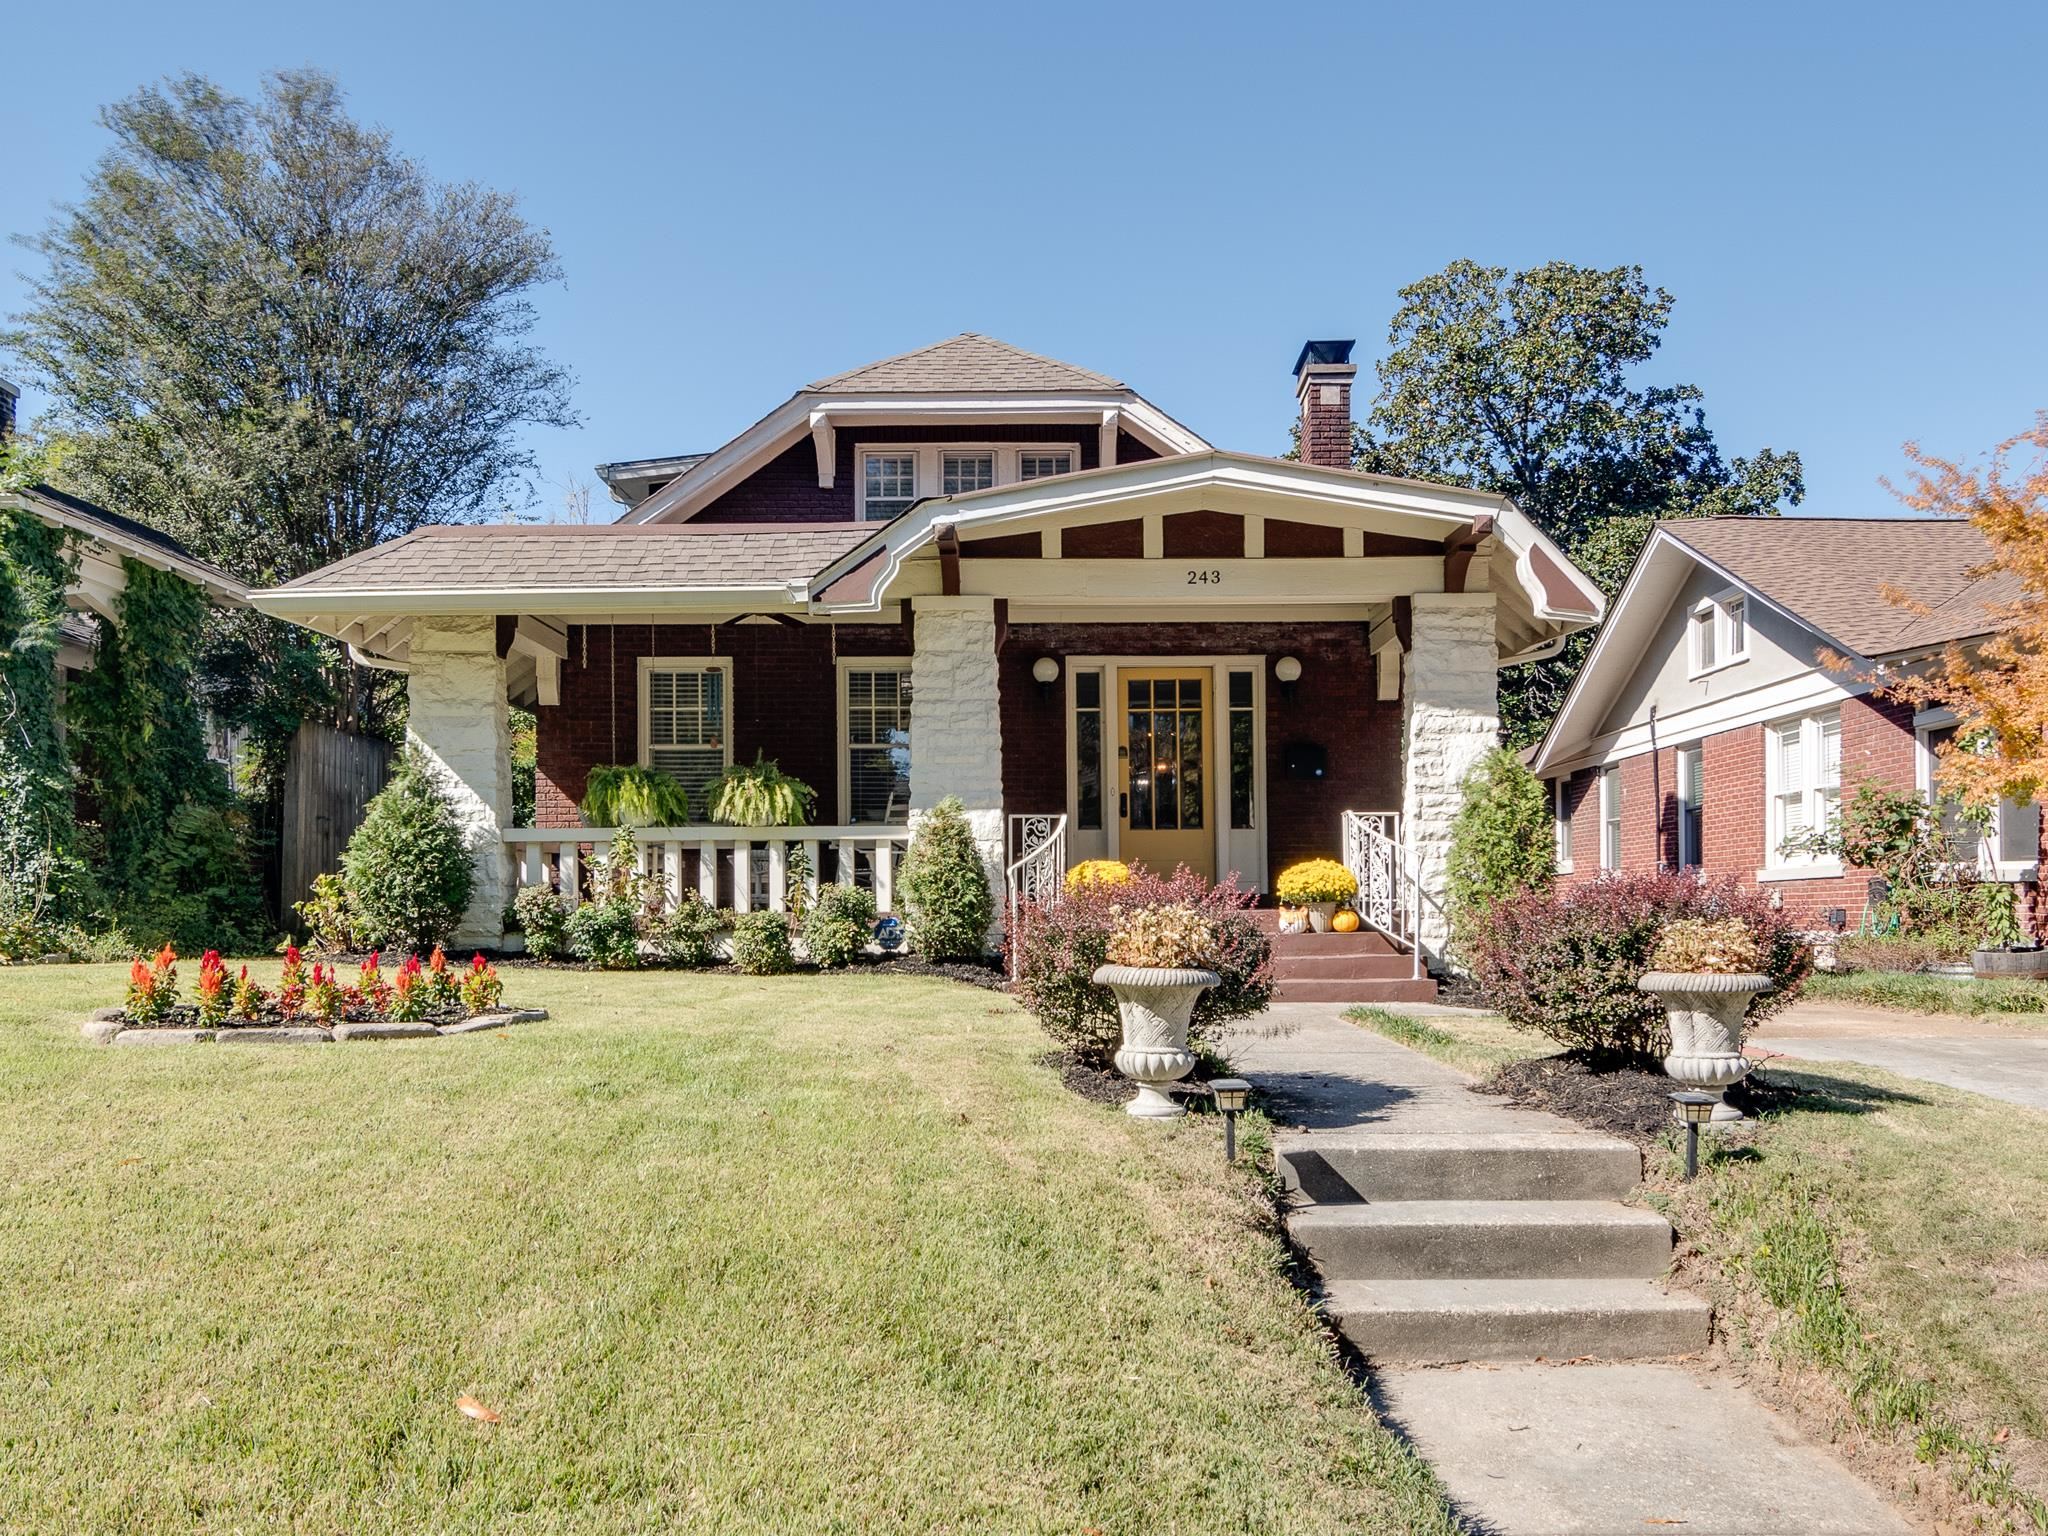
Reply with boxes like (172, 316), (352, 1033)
(1003, 813), (1068, 980)
(1340, 809), (1437, 980)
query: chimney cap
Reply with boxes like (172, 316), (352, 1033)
(1292, 339), (1355, 378)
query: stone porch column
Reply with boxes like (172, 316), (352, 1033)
(908, 595), (1006, 944)
(406, 615), (514, 947)
(1400, 592), (1500, 966)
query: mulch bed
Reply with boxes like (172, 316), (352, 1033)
(1038, 1050), (1135, 1108)
(117, 1002), (476, 1031)
(1476, 1052), (1804, 1146)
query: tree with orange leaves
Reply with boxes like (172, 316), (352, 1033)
(1873, 416), (2048, 809)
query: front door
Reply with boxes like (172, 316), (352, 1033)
(1119, 669), (1215, 880)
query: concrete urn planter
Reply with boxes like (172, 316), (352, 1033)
(1093, 964), (1220, 1120)
(1638, 971), (1773, 1122)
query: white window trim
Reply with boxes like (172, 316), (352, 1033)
(1675, 744), (1703, 870)
(1687, 589), (1750, 679)
(1914, 707), (2040, 882)
(1553, 776), (1574, 873)
(1758, 708), (1842, 881)
(1600, 766), (1622, 872)
(852, 442), (1083, 522)
(635, 656), (734, 801)
(837, 656), (914, 826)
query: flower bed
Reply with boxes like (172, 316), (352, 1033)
(84, 945), (545, 1045)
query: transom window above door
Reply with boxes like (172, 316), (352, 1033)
(855, 443), (1084, 520)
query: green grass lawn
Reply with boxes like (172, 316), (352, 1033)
(1804, 968), (2048, 1025)
(1347, 1002), (2048, 1527)
(0, 963), (1453, 1535)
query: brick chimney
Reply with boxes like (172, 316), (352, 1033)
(1293, 339), (1356, 469)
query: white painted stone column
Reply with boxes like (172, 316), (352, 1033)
(406, 615), (514, 947)
(908, 595), (1006, 946)
(1400, 592), (1500, 967)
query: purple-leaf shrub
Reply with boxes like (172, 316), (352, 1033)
(1008, 864), (1274, 1069)
(1462, 870), (1812, 1065)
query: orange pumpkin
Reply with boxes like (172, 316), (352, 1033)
(1330, 908), (1362, 934)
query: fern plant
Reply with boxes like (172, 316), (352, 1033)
(707, 754), (816, 827)
(580, 764), (692, 827)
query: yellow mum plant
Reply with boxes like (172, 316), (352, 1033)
(1274, 858), (1357, 906)
(1065, 859), (1132, 891)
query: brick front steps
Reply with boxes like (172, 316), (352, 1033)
(1248, 912), (1439, 1005)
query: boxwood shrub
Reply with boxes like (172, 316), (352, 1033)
(731, 910), (794, 976)
(803, 883), (876, 969)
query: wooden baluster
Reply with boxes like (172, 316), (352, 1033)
(695, 840), (718, 906)
(873, 839), (895, 914)
(559, 843), (581, 908)
(801, 840), (821, 903)
(767, 839), (787, 914)
(732, 840), (753, 913)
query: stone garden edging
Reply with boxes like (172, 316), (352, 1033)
(84, 1008), (548, 1046)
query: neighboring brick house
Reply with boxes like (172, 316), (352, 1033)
(1530, 517), (2039, 930)
(256, 333), (1605, 962)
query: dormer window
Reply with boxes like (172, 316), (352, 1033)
(1689, 591), (1749, 677)
(861, 453), (918, 522)
(855, 442), (1083, 521)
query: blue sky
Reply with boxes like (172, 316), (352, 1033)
(5, 0), (2043, 522)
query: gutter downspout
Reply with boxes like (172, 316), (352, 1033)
(1649, 703), (1663, 870)
(348, 641), (408, 674)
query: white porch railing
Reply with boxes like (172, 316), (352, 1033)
(1004, 813), (1068, 979)
(1341, 810), (1438, 980)
(505, 825), (913, 915)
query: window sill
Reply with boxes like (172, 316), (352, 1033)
(1755, 862), (1845, 883)
(1556, 859), (1575, 875)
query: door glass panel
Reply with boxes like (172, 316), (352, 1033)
(1127, 679), (1152, 830)
(1228, 668), (1254, 829)
(1122, 675), (1207, 834)
(1179, 703), (1204, 829)
(1153, 683), (1179, 831)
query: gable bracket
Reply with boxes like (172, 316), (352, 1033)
(1444, 514), (1495, 594)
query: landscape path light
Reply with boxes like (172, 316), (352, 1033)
(1671, 1091), (1717, 1180)
(1210, 1077), (1252, 1163)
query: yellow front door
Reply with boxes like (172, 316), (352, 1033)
(1118, 669), (1215, 881)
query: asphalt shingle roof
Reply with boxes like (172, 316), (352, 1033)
(1664, 516), (2012, 656)
(270, 524), (875, 595)
(808, 333), (1123, 393)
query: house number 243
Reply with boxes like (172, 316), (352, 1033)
(1185, 569), (1222, 585)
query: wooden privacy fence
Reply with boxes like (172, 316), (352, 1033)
(280, 722), (394, 918)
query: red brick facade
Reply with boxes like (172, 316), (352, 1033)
(1554, 692), (1922, 927)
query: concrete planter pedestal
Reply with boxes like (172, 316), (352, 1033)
(1639, 971), (1772, 1122)
(1093, 964), (1220, 1119)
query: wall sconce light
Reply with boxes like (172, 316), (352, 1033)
(1032, 655), (1060, 699)
(1274, 654), (1302, 702)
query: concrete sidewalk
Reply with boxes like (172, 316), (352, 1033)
(1227, 1005), (1912, 1536)
(1753, 999), (2048, 1111)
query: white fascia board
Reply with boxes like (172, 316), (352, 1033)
(1491, 499), (1606, 624)
(1, 490), (248, 607)
(1542, 667), (1866, 778)
(804, 453), (1502, 615)
(250, 584), (803, 619)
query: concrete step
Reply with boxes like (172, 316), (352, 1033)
(1322, 1277), (1712, 1364)
(1270, 952), (1420, 981)
(1268, 930), (1401, 957)
(1278, 1131), (1643, 1204)
(1271, 978), (1438, 1005)
(1289, 1199), (1675, 1280)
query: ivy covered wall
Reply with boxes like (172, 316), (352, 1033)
(0, 508), (78, 919)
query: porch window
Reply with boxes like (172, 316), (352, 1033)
(1019, 451), (1074, 480)
(861, 453), (917, 521)
(1600, 766), (1622, 871)
(941, 452), (993, 495)
(1074, 669), (1103, 831)
(639, 660), (730, 811)
(1677, 745), (1703, 869)
(1228, 669), (1256, 829)
(1767, 709), (1841, 862)
(843, 663), (912, 824)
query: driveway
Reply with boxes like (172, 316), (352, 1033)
(1751, 1000), (2048, 1111)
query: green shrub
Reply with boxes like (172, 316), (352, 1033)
(124, 802), (266, 955)
(899, 797), (993, 961)
(340, 750), (475, 951)
(294, 871), (361, 954)
(579, 763), (692, 828)
(1830, 933), (1949, 974)
(513, 883), (570, 961)
(803, 883), (876, 969)
(1445, 747), (1554, 939)
(566, 895), (640, 969)
(731, 910), (795, 975)
(653, 896), (730, 967)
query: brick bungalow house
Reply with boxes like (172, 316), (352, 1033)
(1530, 516), (2039, 931)
(252, 334), (1604, 965)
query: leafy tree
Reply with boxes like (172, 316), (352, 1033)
(1445, 747), (1555, 938)
(1354, 261), (1804, 741)
(5, 69), (577, 788)
(1870, 418), (2048, 808)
